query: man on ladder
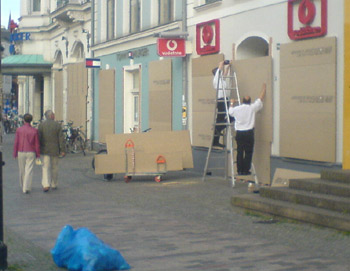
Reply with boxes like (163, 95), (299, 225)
(212, 60), (231, 148)
(228, 83), (266, 176)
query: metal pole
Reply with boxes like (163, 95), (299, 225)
(0, 151), (8, 270)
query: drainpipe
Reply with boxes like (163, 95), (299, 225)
(90, 0), (95, 148)
(182, 0), (188, 130)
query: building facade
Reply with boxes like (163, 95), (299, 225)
(2, 0), (350, 184)
(91, 0), (186, 143)
(2, 0), (92, 137)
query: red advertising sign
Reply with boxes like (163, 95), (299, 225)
(288, 0), (327, 40)
(157, 38), (186, 57)
(196, 19), (220, 55)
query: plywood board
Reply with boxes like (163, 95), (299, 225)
(105, 130), (193, 168)
(192, 54), (223, 147)
(280, 37), (336, 162)
(149, 59), (172, 131)
(54, 70), (63, 121)
(192, 111), (216, 148)
(272, 168), (320, 187)
(67, 62), (88, 130)
(99, 69), (115, 143)
(231, 57), (273, 185)
(232, 57), (273, 142)
(95, 152), (183, 174)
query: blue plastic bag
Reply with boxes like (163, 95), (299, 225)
(51, 225), (130, 271)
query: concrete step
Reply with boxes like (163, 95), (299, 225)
(321, 169), (350, 184)
(231, 194), (350, 232)
(259, 187), (350, 213)
(289, 178), (350, 197)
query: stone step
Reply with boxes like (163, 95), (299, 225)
(289, 178), (350, 197)
(321, 169), (350, 184)
(231, 194), (350, 232)
(259, 187), (350, 213)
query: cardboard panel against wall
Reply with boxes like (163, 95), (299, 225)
(149, 59), (172, 131)
(231, 57), (273, 185)
(54, 70), (63, 121)
(280, 37), (336, 162)
(67, 63), (87, 130)
(192, 77), (217, 112)
(192, 54), (224, 147)
(232, 57), (273, 142)
(99, 69), (115, 143)
(105, 130), (193, 168)
(192, 112), (215, 148)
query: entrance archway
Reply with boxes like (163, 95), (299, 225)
(236, 36), (269, 60)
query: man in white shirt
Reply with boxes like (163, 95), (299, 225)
(229, 83), (266, 175)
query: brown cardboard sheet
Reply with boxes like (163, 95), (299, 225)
(95, 152), (183, 174)
(192, 54), (223, 146)
(67, 63), (87, 129)
(94, 130), (193, 174)
(232, 57), (273, 185)
(280, 37), (336, 162)
(192, 111), (215, 148)
(99, 69), (115, 143)
(272, 168), (320, 187)
(54, 70), (63, 121)
(149, 59), (172, 131)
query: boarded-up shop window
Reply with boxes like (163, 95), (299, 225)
(54, 70), (63, 122)
(280, 37), (336, 163)
(149, 59), (172, 131)
(99, 69), (115, 143)
(67, 63), (88, 131)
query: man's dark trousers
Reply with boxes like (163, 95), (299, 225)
(235, 129), (254, 174)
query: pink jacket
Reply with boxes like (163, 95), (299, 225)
(13, 123), (40, 158)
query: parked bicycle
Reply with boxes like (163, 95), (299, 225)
(62, 121), (87, 156)
(3, 112), (23, 134)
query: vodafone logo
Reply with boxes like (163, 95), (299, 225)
(157, 38), (186, 57)
(288, 0), (327, 40)
(166, 40), (178, 51)
(196, 19), (220, 55)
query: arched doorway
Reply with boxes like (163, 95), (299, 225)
(236, 36), (269, 60)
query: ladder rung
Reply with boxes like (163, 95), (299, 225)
(206, 167), (226, 170)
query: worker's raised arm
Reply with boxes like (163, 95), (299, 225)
(259, 83), (266, 101)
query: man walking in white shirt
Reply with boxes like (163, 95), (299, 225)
(229, 83), (266, 175)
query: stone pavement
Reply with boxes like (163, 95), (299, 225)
(1, 133), (350, 271)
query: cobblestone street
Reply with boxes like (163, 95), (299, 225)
(2, 134), (350, 271)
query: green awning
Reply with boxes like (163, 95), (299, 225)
(1, 54), (53, 75)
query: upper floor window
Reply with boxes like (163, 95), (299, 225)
(130, 0), (141, 33)
(107, 0), (115, 39)
(206, 0), (220, 3)
(159, 0), (174, 25)
(33, 0), (41, 12)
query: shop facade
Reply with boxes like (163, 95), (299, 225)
(187, 0), (345, 183)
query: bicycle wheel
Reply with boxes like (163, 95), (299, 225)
(71, 136), (84, 154)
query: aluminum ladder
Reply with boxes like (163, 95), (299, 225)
(202, 67), (259, 187)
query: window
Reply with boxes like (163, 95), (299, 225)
(107, 0), (115, 40)
(206, 0), (220, 3)
(159, 0), (174, 25)
(33, 0), (41, 12)
(130, 0), (140, 33)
